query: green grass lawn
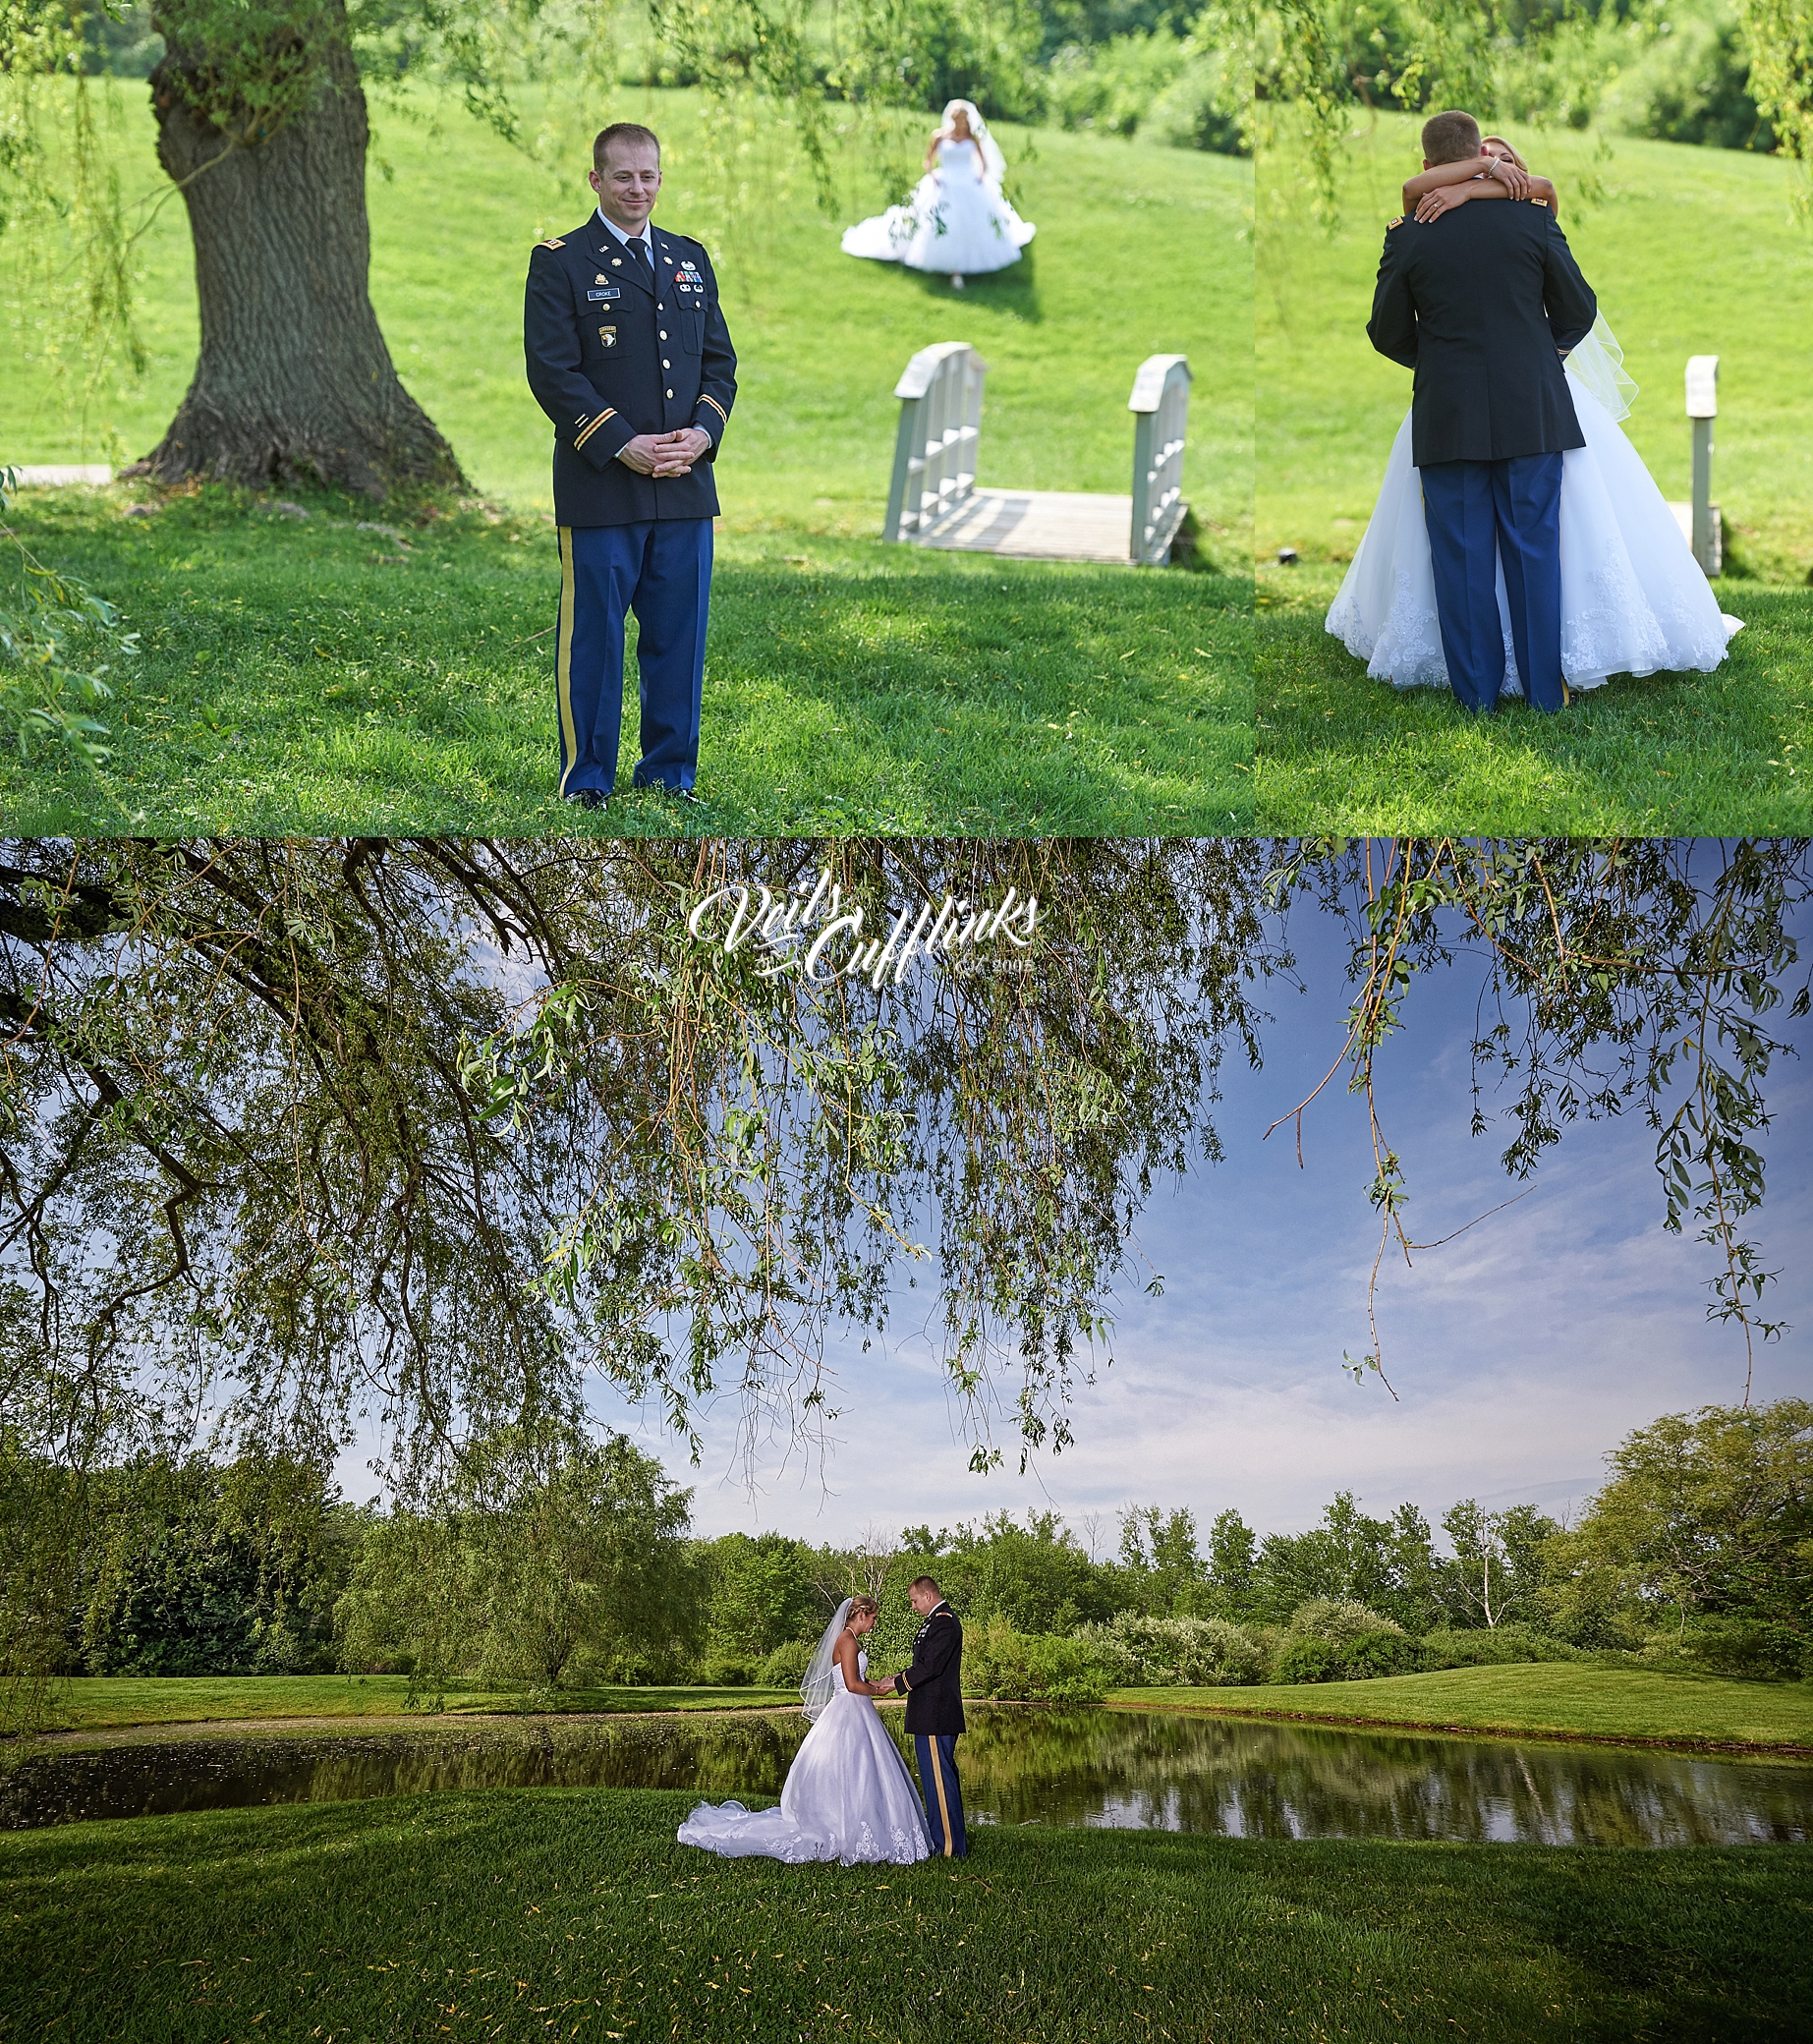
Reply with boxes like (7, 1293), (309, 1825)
(3, 85), (1251, 833)
(2, 1789), (1807, 2042)
(1254, 114), (1813, 830)
(1257, 563), (1810, 829)
(29, 1675), (797, 1735)
(1114, 1663), (1813, 1753)
(0, 488), (1247, 832)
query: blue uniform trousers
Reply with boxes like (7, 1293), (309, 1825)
(1419, 452), (1565, 714)
(914, 1733), (966, 1858)
(555, 518), (712, 795)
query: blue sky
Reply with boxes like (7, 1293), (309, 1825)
(639, 895), (1813, 1550)
(336, 882), (1813, 1552)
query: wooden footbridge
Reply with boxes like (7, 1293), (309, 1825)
(881, 343), (1192, 567)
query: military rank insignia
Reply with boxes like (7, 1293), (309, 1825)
(1388, 215), (1404, 227)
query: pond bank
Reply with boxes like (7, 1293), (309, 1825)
(12, 1704), (806, 1757)
(1106, 1664), (1813, 1758)
(1113, 1696), (1813, 1761)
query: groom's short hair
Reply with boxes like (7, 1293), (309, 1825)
(595, 122), (660, 169)
(909, 1574), (942, 1599)
(1422, 111), (1482, 164)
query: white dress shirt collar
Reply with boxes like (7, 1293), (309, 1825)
(595, 209), (652, 253)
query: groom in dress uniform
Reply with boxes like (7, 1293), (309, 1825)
(1365, 108), (1597, 715)
(524, 123), (737, 805)
(883, 1576), (967, 1858)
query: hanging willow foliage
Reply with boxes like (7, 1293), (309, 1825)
(1259, 0), (1813, 225)
(0, 837), (1281, 1493)
(1, 836), (1804, 1489)
(1744, 0), (1813, 217)
(1266, 837), (1809, 1403)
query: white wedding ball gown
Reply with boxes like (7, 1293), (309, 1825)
(842, 139), (1035, 276)
(676, 1650), (932, 1865)
(1326, 323), (1742, 698)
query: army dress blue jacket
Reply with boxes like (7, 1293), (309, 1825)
(1367, 200), (1594, 469)
(524, 215), (737, 527)
(893, 1603), (965, 1736)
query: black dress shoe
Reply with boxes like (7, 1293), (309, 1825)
(564, 788), (608, 811)
(642, 783), (702, 806)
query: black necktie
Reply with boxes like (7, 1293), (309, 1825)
(621, 235), (647, 276)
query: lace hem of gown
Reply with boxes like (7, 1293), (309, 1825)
(1323, 370), (1742, 697)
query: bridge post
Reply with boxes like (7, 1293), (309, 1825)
(1685, 354), (1721, 577)
(884, 343), (988, 543)
(1128, 355), (1191, 565)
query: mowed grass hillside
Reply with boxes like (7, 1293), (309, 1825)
(1116, 1663), (1813, 1753)
(3, 1790), (1809, 2041)
(2, 86), (1251, 834)
(1254, 117), (1813, 834)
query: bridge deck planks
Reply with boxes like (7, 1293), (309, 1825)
(915, 487), (1138, 564)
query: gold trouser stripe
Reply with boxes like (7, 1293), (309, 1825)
(699, 393), (727, 425)
(573, 409), (616, 452)
(929, 1738), (954, 1857)
(555, 527), (579, 797)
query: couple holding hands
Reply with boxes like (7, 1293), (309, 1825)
(678, 1578), (969, 1866)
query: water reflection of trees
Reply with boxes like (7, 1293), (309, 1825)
(957, 1709), (1813, 1846)
(7, 1709), (1809, 1846)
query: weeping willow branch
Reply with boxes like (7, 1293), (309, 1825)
(1266, 837), (1810, 1403)
(1740, 0), (1813, 222)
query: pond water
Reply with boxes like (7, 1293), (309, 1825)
(6, 1705), (1808, 1847)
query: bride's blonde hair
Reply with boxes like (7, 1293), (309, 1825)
(845, 1596), (879, 1622)
(1481, 135), (1530, 171)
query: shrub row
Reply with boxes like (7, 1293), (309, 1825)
(719, 1604), (1779, 1710)
(961, 1605), (1595, 1703)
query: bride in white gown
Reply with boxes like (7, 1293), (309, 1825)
(841, 99), (1035, 286)
(677, 1597), (932, 1866)
(1326, 139), (1741, 699)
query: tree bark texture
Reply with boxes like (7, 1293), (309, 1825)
(140, 26), (465, 496)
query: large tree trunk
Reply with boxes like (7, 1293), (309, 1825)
(137, 20), (464, 497)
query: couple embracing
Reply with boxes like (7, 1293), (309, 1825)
(678, 1577), (968, 1865)
(1330, 108), (1740, 710)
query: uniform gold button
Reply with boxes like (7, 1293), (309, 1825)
(659, 330), (667, 339)
(662, 358), (671, 369)
(666, 388), (673, 397)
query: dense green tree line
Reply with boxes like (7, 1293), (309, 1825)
(13, 1397), (1804, 1701)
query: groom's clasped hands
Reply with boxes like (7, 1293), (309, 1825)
(615, 426), (711, 477)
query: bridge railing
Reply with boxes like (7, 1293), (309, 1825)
(883, 342), (987, 542)
(1128, 354), (1191, 566)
